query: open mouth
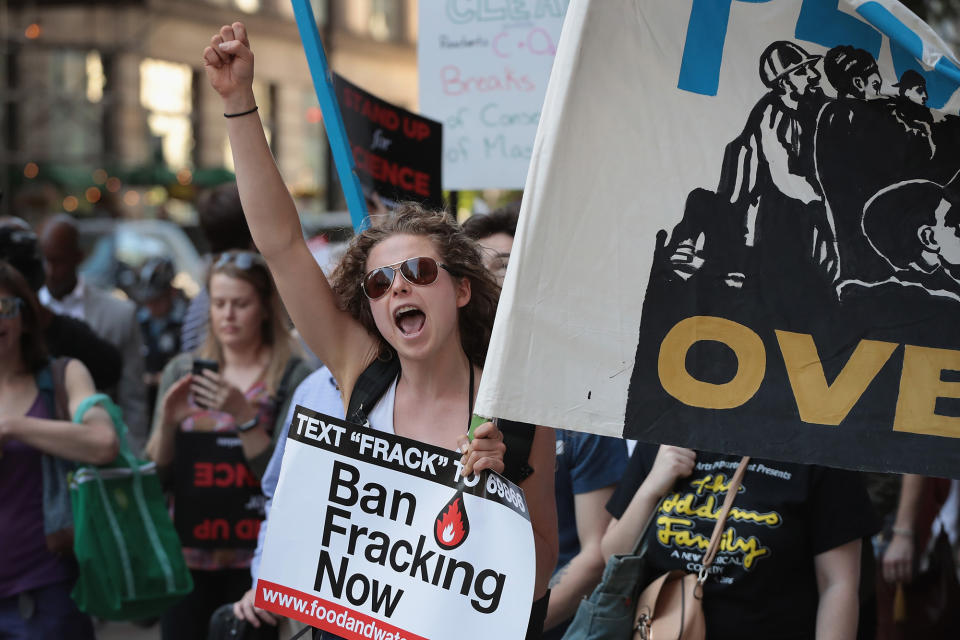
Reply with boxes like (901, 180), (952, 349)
(394, 305), (426, 336)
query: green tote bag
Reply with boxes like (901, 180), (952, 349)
(69, 393), (193, 620)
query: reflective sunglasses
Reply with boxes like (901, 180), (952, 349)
(213, 251), (266, 271)
(0, 296), (23, 319)
(361, 257), (456, 300)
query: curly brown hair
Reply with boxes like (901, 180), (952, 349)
(330, 204), (500, 366)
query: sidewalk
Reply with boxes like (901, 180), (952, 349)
(97, 621), (160, 640)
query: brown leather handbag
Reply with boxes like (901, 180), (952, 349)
(633, 456), (751, 640)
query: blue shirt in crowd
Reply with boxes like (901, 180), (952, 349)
(554, 429), (628, 570)
(251, 366), (343, 581)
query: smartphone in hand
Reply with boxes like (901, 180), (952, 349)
(191, 359), (219, 409)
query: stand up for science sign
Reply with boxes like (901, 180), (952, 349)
(334, 74), (444, 211)
(418, 0), (568, 189)
(256, 407), (535, 640)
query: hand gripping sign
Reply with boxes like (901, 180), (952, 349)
(256, 407), (535, 640)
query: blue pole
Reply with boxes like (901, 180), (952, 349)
(290, 0), (369, 231)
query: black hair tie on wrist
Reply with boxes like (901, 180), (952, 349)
(224, 105), (258, 118)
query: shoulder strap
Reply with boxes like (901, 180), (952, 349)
(51, 358), (71, 421)
(346, 358), (536, 485)
(273, 356), (303, 409)
(35, 357), (71, 421)
(346, 355), (402, 426)
(496, 418), (536, 485)
(698, 456), (750, 582)
(35, 362), (57, 417)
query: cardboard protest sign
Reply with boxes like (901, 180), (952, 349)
(334, 74), (444, 210)
(418, 0), (568, 189)
(256, 407), (535, 640)
(476, 0), (960, 478)
(173, 432), (264, 548)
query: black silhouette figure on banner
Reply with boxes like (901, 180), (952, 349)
(655, 40), (960, 318)
(886, 70), (935, 158)
(814, 47), (954, 287)
(841, 179), (960, 303)
(895, 69), (930, 106)
(666, 41), (837, 322)
(815, 46), (901, 286)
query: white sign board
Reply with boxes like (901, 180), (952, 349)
(418, 0), (569, 189)
(256, 407), (536, 640)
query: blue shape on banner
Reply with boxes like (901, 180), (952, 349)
(679, 0), (773, 97)
(857, 2), (960, 110)
(795, 0), (881, 56)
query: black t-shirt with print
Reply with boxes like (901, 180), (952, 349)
(606, 444), (878, 640)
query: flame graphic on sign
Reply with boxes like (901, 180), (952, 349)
(434, 492), (470, 550)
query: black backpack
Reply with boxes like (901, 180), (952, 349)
(346, 356), (536, 484)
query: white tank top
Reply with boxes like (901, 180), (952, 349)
(364, 376), (398, 435)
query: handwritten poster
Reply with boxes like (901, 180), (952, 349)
(418, 0), (569, 189)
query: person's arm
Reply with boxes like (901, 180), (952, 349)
(814, 538), (861, 640)
(882, 473), (924, 584)
(544, 485), (615, 630)
(144, 357), (200, 466)
(757, 102), (821, 205)
(508, 426), (559, 600)
(203, 23), (375, 388)
(601, 446), (695, 561)
(0, 360), (118, 465)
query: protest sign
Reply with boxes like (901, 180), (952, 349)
(334, 74), (444, 210)
(256, 407), (535, 640)
(418, 0), (568, 189)
(476, 0), (960, 478)
(173, 432), (264, 548)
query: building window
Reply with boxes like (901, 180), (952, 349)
(369, 0), (404, 42)
(202, 0), (261, 13)
(235, 0), (261, 13)
(343, 0), (405, 42)
(47, 49), (104, 161)
(277, 0), (328, 24)
(140, 59), (193, 168)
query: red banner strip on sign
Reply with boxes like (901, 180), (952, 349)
(255, 579), (426, 640)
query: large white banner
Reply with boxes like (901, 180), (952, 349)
(256, 407), (535, 640)
(418, 0), (569, 189)
(476, 0), (960, 478)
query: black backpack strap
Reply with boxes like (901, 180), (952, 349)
(346, 355), (535, 484)
(35, 357), (71, 421)
(274, 357), (302, 408)
(346, 354), (402, 426)
(497, 418), (536, 484)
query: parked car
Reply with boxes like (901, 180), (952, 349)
(78, 218), (204, 300)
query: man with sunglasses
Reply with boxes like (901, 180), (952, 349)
(39, 215), (148, 453)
